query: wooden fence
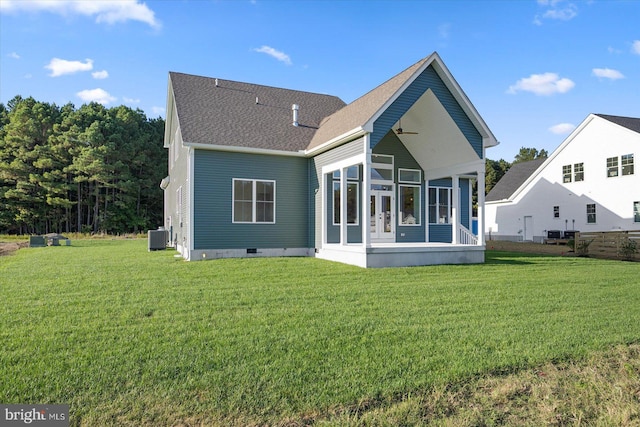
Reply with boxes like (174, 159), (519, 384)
(575, 230), (640, 261)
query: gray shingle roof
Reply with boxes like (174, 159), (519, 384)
(486, 157), (547, 202)
(595, 114), (640, 134)
(169, 72), (346, 152)
(307, 57), (430, 150)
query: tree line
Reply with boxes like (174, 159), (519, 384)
(0, 94), (548, 235)
(0, 96), (167, 235)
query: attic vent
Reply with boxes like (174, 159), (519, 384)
(292, 104), (299, 127)
(256, 96), (259, 104)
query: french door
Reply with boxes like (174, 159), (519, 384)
(370, 190), (394, 241)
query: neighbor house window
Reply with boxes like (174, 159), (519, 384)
(233, 179), (275, 223)
(622, 154), (634, 176)
(574, 163), (584, 182)
(553, 206), (560, 218)
(634, 201), (640, 223)
(607, 157), (618, 177)
(586, 203), (596, 224)
(562, 165), (572, 183)
(429, 187), (451, 224)
(333, 167), (359, 225)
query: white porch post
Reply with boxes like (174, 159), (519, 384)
(477, 168), (486, 246)
(451, 175), (459, 244)
(362, 139), (371, 248)
(340, 166), (348, 246)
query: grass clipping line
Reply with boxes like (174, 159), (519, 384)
(310, 343), (640, 426)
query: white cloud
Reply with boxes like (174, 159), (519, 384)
(9, 52), (20, 59)
(632, 40), (640, 55)
(45, 58), (93, 77)
(534, 0), (577, 25)
(507, 73), (575, 96)
(0, 0), (160, 29)
(592, 68), (624, 80)
(76, 88), (116, 105)
(253, 46), (292, 65)
(123, 97), (140, 103)
(549, 123), (575, 135)
(92, 70), (109, 79)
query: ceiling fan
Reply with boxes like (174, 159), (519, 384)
(395, 118), (418, 135)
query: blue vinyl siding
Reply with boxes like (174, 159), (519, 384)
(370, 65), (483, 158)
(193, 150), (308, 249)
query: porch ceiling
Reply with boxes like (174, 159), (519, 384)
(394, 89), (481, 173)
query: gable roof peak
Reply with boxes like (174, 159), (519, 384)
(594, 113), (640, 134)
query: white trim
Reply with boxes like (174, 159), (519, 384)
(424, 159), (484, 182)
(185, 141), (307, 157)
(332, 181), (360, 227)
(304, 127), (367, 156)
(398, 168), (421, 184)
(231, 178), (277, 224)
(451, 175), (460, 244)
(362, 140), (372, 248)
(188, 147), (195, 253)
(398, 184), (421, 226)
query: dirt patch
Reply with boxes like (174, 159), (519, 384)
(486, 240), (574, 256)
(0, 241), (29, 257)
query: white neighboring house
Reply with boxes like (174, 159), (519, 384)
(485, 114), (640, 242)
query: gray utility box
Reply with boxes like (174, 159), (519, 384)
(148, 229), (167, 251)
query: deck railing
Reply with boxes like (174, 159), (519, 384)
(458, 224), (478, 245)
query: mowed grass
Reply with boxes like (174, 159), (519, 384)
(0, 240), (639, 425)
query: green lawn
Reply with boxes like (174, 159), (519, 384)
(1, 240), (639, 425)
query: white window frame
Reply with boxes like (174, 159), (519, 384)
(606, 156), (619, 178)
(429, 187), (452, 224)
(634, 201), (640, 223)
(398, 168), (421, 184)
(332, 176), (359, 226)
(586, 203), (596, 224)
(399, 184), (421, 226)
(574, 162), (584, 182)
(232, 178), (276, 224)
(562, 164), (572, 183)
(622, 154), (634, 176)
(370, 154), (394, 186)
(553, 205), (560, 219)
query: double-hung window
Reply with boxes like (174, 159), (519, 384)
(233, 179), (275, 223)
(398, 169), (421, 225)
(622, 154), (634, 176)
(429, 187), (451, 224)
(586, 203), (596, 224)
(574, 163), (584, 182)
(562, 165), (572, 183)
(553, 206), (560, 218)
(333, 166), (359, 225)
(607, 157), (619, 177)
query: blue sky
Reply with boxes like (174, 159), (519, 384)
(1, 0), (638, 161)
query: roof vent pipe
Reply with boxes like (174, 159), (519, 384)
(215, 78), (219, 87)
(292, 104), (299, 127)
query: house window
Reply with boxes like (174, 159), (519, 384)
(399, 185), (420, 225)
(586, 203), (596, 224)
(398, 168), (421, 184)
(634, 201), (640, 223)
(574, 163), (584, 182)
(553, 206), (560, 218)
(333, 182), (359, 225)
(399, 169), (421, 226)
(232, 179), (275, 223)
(562, 165), (572, 183)
(333, 169), (359, 225)
(622, 154), (634, 176)
(607, 156), (618, 177)
(429, 187), (451, 224)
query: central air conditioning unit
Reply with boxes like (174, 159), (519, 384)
(148, 228), (167, 251)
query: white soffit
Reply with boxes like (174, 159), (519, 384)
(401, 89), (479, 172)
